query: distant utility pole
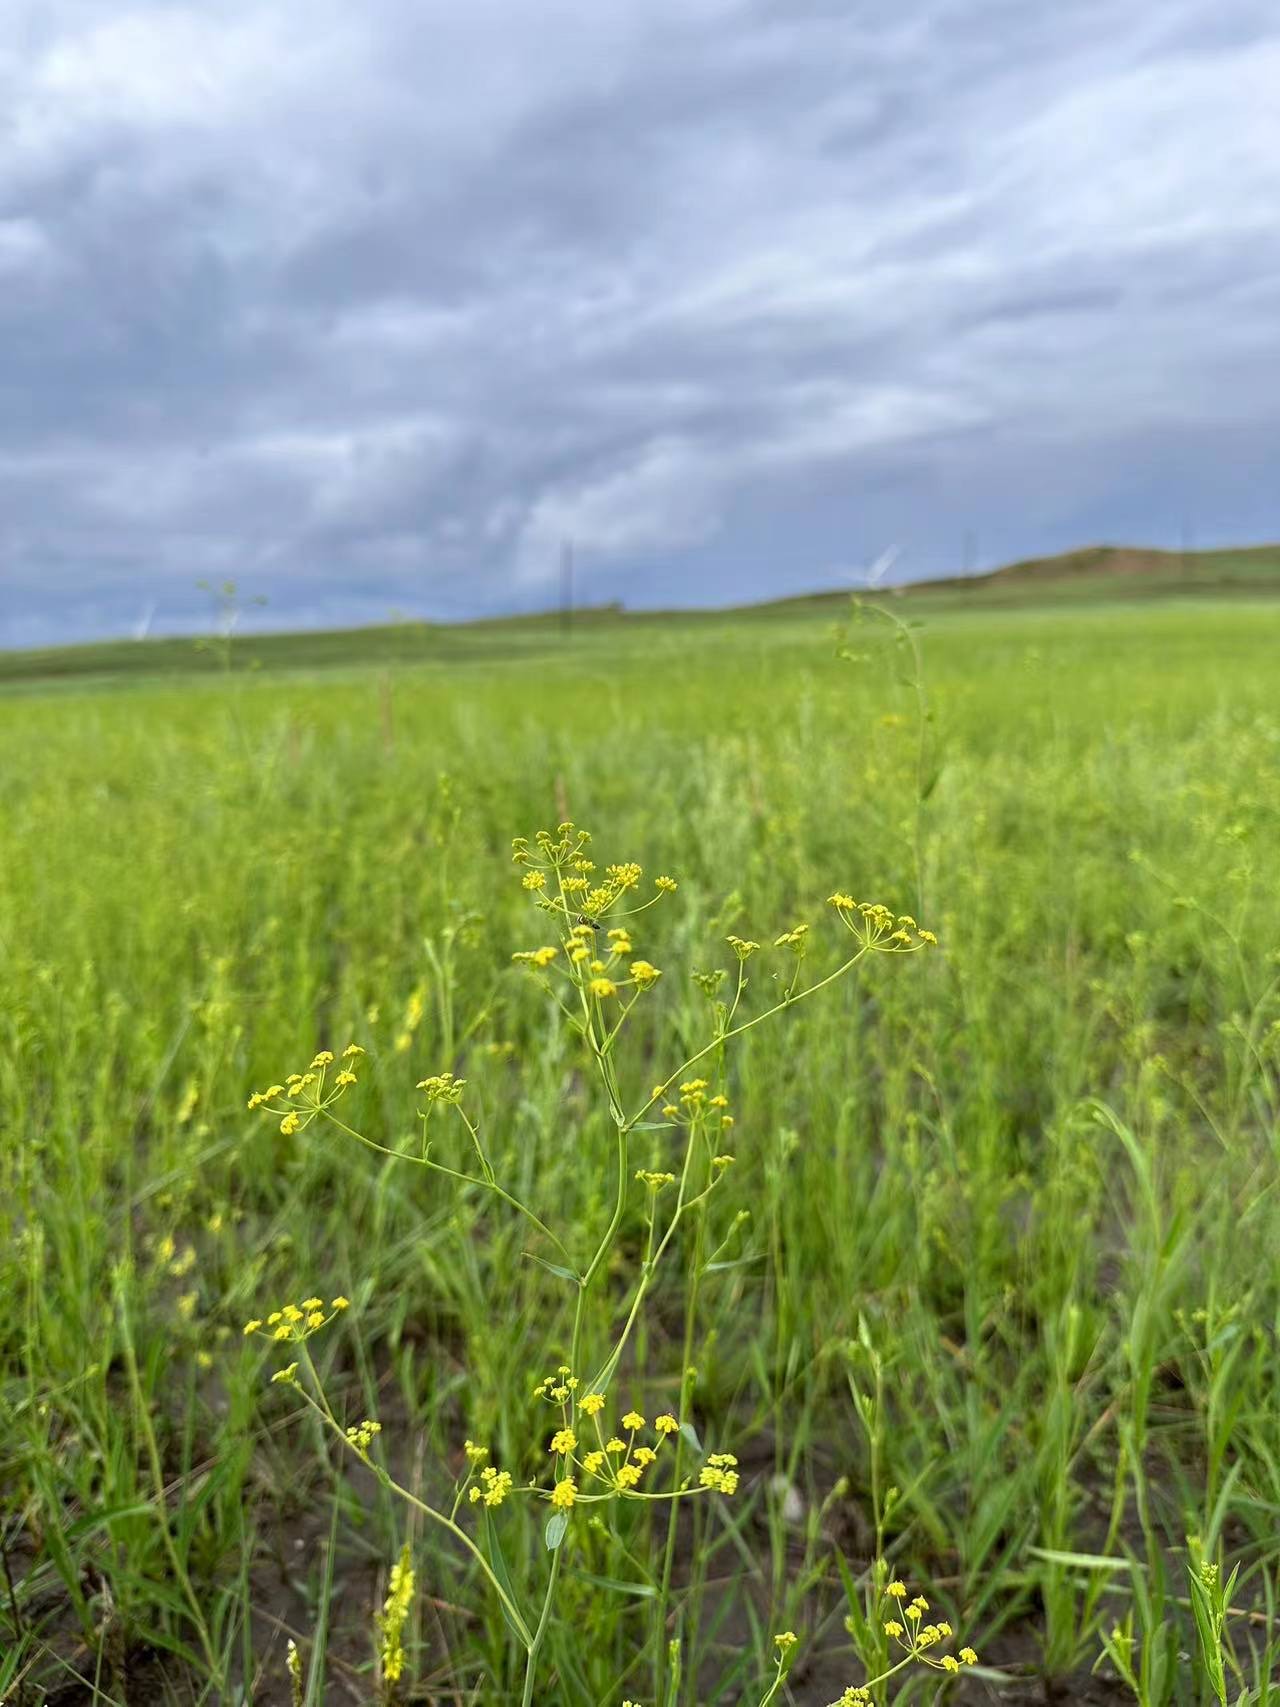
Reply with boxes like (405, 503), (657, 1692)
(559, 539), (574, 636)
(962, 530), (978, 577)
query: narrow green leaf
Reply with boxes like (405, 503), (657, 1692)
(524, 1252), (581, 1283)
(483, 1510), (529, 1644)
(570, 1568), (656, 1598)
(1028, 1545), (1139, 1572)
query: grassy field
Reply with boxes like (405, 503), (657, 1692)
(2, 540), (1277, 691)
(3, 593), (1279, 1705)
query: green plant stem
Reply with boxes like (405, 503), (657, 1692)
(292, 1371), (534, 1648)
(655, 1175), (707, 1701)
(321, 1109), (575, 1264)
(520, 1548), (564, 1707)
(628, 941), (878, 1128)
(116, 1272), (222, 1685)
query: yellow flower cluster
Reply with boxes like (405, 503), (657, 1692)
(514, 915), (665, 999)
(533, 1378), (736, 1504)
(512, 945), (558, 968)
(697, 1453), (740, 1494)
(511, 825), (680, 930)
(650, 1078), (735, 1135)
(534, 1365), (580, 1404)
(635, 1169), (676, 1190)
(243, 1295), (350, 1343)
(468, 1465), (514, 1507)
(246, 1045), (364, 1134)
(345, 1419), (382, 1453)
(880, 1581), (977, 1675)
(827, 894), (939, 951)
(377, 1546), (415, 1684)
(416, 1070), (466, 1104)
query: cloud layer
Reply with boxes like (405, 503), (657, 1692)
(2, 0), (1278, 642)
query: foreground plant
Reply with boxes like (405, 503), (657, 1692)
(238, 822), (937, 1702)
(764, 1576), (980, 1704)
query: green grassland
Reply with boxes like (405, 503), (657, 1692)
(2, 591), (1279, 1704)
(2, 539), (1278, 691)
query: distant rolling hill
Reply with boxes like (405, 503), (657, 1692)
(913, 541), (1280, 599)
(2, 542), (1278, 686)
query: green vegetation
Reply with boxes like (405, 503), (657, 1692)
(2, 593), (1278, 1704)
(2, 539), (1277, 691)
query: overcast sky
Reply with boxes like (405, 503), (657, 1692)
(2, 0), (1278, 644)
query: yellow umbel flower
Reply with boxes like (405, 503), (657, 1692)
(469, 1466), (513, 1507)
(377, 1546), (415, 1684)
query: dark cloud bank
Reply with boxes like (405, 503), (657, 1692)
(2, 0), (1278, 644)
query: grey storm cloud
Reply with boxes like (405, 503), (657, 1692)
(1, 0), (1279, 643)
